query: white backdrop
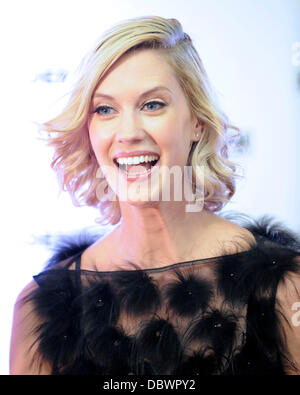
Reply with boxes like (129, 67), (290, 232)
(1, 0), (299, 374)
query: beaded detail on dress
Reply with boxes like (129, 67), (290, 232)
(24, 215), (300, 375)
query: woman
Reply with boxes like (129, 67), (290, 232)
(10, 16), (300, 375)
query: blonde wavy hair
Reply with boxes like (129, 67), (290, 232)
(42, 16), (241, 225)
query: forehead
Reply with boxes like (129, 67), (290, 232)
(94, 49), (180, 96)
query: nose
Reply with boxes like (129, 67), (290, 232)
(115, 110), (144, 144)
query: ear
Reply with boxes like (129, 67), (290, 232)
(191, 117), (204, 142)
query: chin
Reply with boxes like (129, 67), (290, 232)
(115, 177), (161, 204)
(118, 190), (160, 207)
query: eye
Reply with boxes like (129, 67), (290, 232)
(93, 105), (115, 116)
(142, 100), (166, 111)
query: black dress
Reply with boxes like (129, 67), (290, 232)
(24, 215), (300, 375)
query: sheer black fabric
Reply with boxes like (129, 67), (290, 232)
(24, 215), (300, 375)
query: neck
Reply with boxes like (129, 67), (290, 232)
(112, 201), (215, 269)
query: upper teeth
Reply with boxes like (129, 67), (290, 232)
(116, 155), (159, 165)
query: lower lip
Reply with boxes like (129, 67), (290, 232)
(115, 160), (160, 182)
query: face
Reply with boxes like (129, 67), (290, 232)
(88, 49), (201, 206)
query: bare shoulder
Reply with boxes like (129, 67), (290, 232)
(10, 280), (51, 375)
(80, 230), (117, 271)
(220, 217), (256, 242)
(205, 214), (257, 254)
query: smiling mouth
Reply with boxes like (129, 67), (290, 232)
(113, 158), (160, 177)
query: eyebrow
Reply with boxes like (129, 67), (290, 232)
(93, 86), (172, 100)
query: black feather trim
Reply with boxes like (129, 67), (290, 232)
(114, 271), (161, 316)
(225, 342), (285, 376)
(81, 280), (120, 338)
(217, 243), (300, 304)
(135, 317), (182, 374)
(185, 309), (238, 356)
(222, 211), (300, 251)
(42, 230), (102, 269)
(164, 270), (213, 316)
(178, 351), (219, 375)
(29, 271), (82, 372)
(57, 357), (103, 375)
(217, 251), (254, 303)
(244, 215), (300, 251)
(84, 325), (133, 375)
(24, 212), (300, 375)
(245, 295), (280, 362)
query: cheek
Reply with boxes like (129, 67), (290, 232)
(160, 113), (192, 157)
(154, 112), (181, 145)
